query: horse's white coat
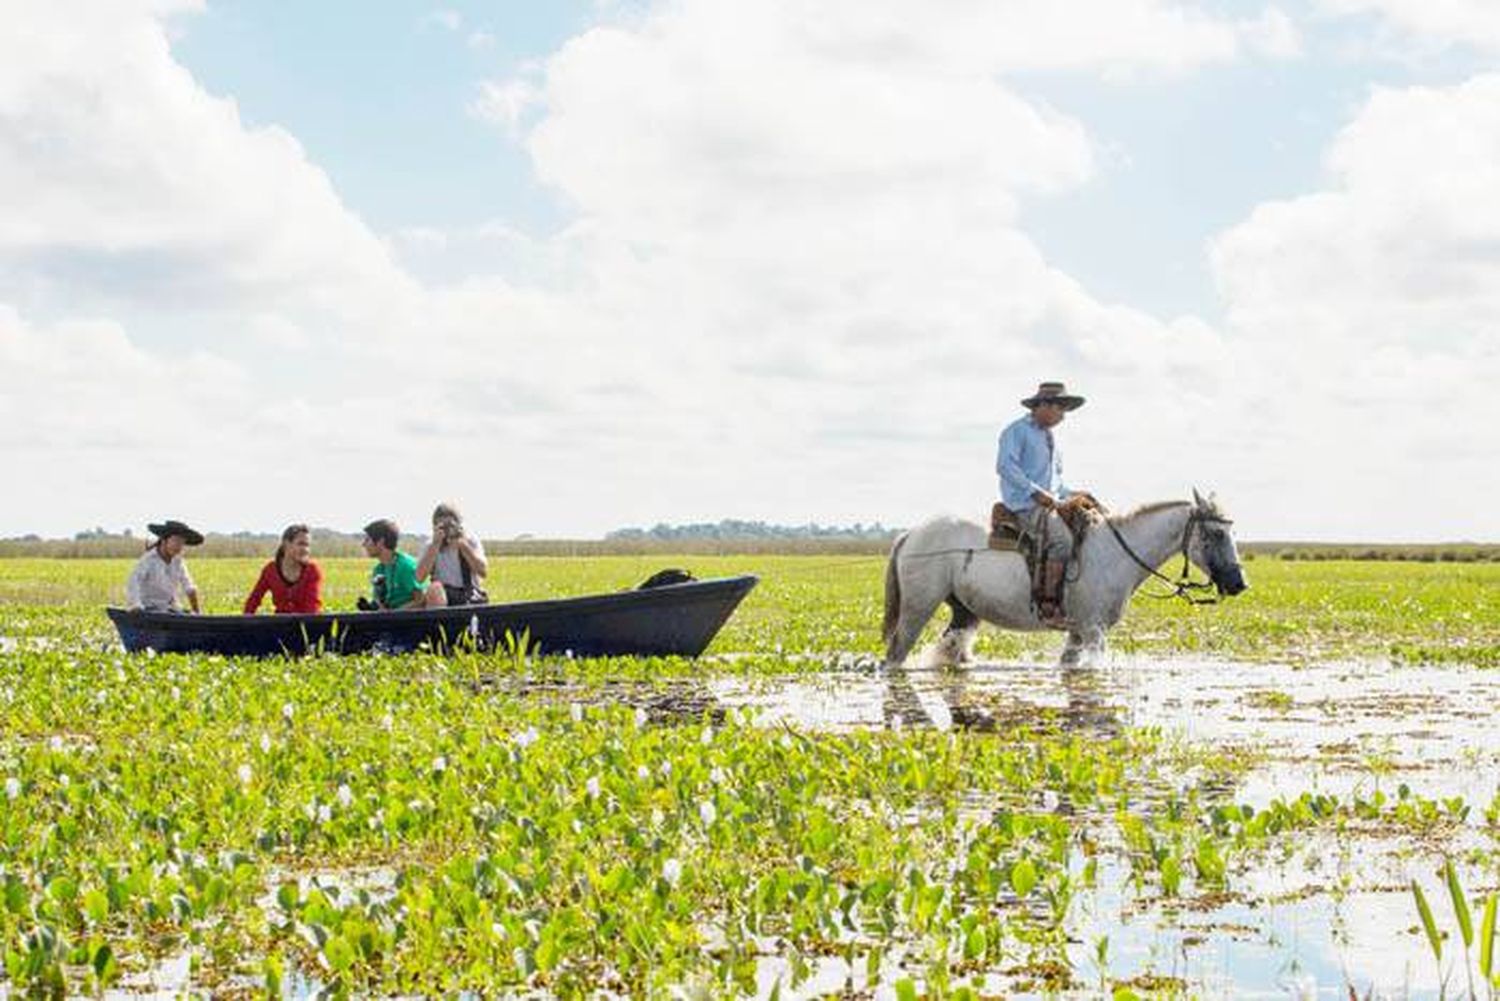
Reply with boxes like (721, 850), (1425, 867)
(882, 495), (1244, 668)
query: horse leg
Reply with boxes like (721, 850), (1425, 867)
(932, 596), (980, 667)
(884, 577), (948, 669)
(1059, 624), (1106, 668)
(1059, 630), (1085, 667)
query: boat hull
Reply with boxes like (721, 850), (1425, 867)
(107, 575), (758, 658)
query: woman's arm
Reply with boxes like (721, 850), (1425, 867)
(243, 564), (271, 614)
(457, 536), (489, 579)
(303, 563), (324, 613)
(414, 539), (440, 583)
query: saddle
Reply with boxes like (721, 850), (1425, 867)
(989, 497), (1101, 620)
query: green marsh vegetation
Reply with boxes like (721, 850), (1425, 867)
(1, 556), (1499, 996)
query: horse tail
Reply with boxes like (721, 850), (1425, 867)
(882, 531), (909, 648)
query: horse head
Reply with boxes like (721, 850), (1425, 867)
(1187, 488), (1249, 596)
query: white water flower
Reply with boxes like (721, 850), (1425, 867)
(58, 773), (70, 789)
(660, 761), (672, 778)
(281, 702), (295, 722)
(662, 858), (682, 886)
(586, 775), (601, 800)
(514, 726), (539, 749)
(4, 777), (19, 800)
(382, 713), (394, 731)
(368, 810), (384, 831)
(633, 707), (648, 728)
(48, 735), (64, 752)
(317, 803), (332, 825)
(259, 732), (272, 754)
(570, 703), (583, 723)
(710, 767), (728, 786)
(698, 799), (717, 827)
(432, 755), (447, 773)
(651, 807), (665, 827)
(171, 685), (181, 701)
(237, 764), (253, 786)
(636, 765), (650, 781)
(1041, 790), (1060, 811)
(337, 784), (353, 808)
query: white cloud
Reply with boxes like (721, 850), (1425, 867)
(1209, 75), (1500, 539)
(14, 0), (1489, 542)
(469, 76), (544, 139)
(1319, 0), (1500, 53)
(423, 8), (462, 33)
(0, 0), (415, 324)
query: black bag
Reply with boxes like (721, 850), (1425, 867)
(636, 568), (695, 589)
(443, 547), (489, 606)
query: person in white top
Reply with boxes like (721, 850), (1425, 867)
(415, 502), (489, 606)
(126, 520), (203, 613)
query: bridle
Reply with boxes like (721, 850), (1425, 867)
(1103, 507), (1234, 605)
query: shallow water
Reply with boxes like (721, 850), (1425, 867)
(700, 655), (1500, 998)
(709, 655), (1500, 808)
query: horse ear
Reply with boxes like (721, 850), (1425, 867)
(1191, 487), (1206, 508)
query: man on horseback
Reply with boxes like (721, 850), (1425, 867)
(996, 381), (1096, 626)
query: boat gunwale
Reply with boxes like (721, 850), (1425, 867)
(105, 574), (760, 631)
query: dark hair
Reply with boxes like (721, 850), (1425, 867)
(363, 519), (399, 551)
(275, 523), (310, 564)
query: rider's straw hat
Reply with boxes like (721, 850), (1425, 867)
(1021, 381), (1085, 411)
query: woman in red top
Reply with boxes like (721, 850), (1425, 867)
(243, 524), (323, 614)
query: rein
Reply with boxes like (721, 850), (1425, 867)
(1103, 510), (1227, 605)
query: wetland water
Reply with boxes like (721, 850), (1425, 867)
(704, 656), (1500, 999)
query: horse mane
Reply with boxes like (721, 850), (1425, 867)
(1108, 499), (1193, 523)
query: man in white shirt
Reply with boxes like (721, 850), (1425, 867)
(126, 520), (203, 612)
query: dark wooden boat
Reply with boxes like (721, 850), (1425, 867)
(107, 575), (758, 658)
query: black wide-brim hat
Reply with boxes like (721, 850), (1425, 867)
(147, 520), (205, 546)
(1021, 381), (1085, 411)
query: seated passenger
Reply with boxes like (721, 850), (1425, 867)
(243, 524), (323, 614)
(126, 520), (203, 613)
(359, 518), (446, 611)
(416, 502), (489, 606)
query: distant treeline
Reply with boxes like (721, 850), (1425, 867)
(1, 528), (1497, 561)
(606, 519), (900, 542)
(1239, 542), (1500, 562)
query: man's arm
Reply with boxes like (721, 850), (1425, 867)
(125, 559), (146, 610)
(180, 562), (200, 614)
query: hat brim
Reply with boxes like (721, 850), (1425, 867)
(1022, 395), (1085, 411)
(148, 523), (205, 546)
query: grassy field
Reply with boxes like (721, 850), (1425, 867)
(2, 555), (1498, 666)
(1, 557), (1498, 996)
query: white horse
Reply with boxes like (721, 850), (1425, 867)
(882, 490), (1248, 668)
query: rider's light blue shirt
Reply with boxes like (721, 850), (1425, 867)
(996, 414), (1069, 512)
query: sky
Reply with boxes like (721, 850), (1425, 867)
(2, 0), (1498, 543)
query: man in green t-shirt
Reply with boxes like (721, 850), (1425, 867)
(360, 519), (446, 610)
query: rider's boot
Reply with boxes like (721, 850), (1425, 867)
(1037, 560), (1068, 627)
